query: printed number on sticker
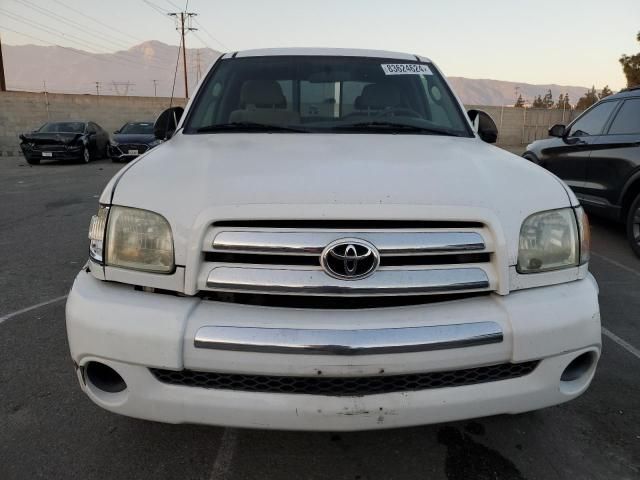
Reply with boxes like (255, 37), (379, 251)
(381, 64), (432, 75)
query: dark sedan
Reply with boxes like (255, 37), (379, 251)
(19, 121), (109, 165)
(523, 86), (640, 257)
(109, 121), (162, 162)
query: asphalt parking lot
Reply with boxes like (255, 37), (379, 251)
(0, 156), (638, 480)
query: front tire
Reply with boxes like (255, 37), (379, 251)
(626, 194), (640, 258)
(81, 146), (91, 163)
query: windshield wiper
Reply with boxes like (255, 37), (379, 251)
(333, 122), (461, 136)
(196, 122), (308, 133)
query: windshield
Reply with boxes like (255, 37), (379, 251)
(38, 122), (85, 133)
(119, 122), (154, 134)
(184, 56), (472, 136)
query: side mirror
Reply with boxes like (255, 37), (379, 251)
(467, 109), (498, 144)
(113, 130), (120, 134)
(154, 106), (184, 140)
(548, 124), (566, 138)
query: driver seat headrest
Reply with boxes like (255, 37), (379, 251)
(355, 82), (403, 110)
(240, 80), (286, 108)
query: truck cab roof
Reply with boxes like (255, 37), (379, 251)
(223, 47), (431, 63)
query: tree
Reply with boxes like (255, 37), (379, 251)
(532, 95), (545, 108)
(542, 89), (554, 109)
(599, 85), (613, 99)
(575, 86), (599, 110)
(619, 31), (640, 88)
(514, 94), (525, 108)
(556, 93), (571, 110)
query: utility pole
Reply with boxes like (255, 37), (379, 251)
(196, 49), (202, 83)
(95, 81), (101, 96)
(0, 33), (7, 92)
(168, 10), (197, 98)
(152, 79), (158, 97)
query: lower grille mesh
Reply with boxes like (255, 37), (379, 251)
(150, 361), (538, 396)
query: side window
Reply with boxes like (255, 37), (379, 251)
(568, 101), (618, 137)
(87, 123), (97, 134)
(607, 98), (640, 135)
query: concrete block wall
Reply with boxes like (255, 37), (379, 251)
(0, 91), (186, 156)
(0, 91), (582, 157)
(466, 104), (582, 147)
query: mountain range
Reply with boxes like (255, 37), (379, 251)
(2, 40), (589, 105)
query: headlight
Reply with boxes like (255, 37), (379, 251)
(88, 206), (109, 263)
(148, 139), (163, 147)
(88, 206), (174, 273)
(105, 206), (174, 273)
(575, 206), (591, 265)
(517, 207), (583, 273)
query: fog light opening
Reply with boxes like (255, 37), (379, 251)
(561, 352), (596, 382)
(85, 361), (127, 393)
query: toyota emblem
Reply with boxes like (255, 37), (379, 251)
(320, 238), (380, 280)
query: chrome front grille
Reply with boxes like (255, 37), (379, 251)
(199, 221), (496, 300)
(211, 231), (486, 255)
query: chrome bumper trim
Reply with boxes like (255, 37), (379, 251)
(194, 322), (503, 355)
(206, 266), (490, 296)
(211, 231), (486, 256)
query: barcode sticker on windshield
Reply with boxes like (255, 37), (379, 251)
(381, 64), (432, 75)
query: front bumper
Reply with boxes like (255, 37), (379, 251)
(21, 147), (83, 161)
(66, 270), (601, 430)
(109, 145), (153, 161)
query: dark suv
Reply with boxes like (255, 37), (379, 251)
(523, 87), (640, 257)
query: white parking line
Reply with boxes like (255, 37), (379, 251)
(591, 252), (640, 278)
(0, 295), (68, 325)
(210, 428), (239, 480)
(602, 327), (640, 360)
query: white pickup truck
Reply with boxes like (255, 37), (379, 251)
(66, 48), (601, 431)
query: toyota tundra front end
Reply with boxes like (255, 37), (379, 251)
(66, 48), (601, 431)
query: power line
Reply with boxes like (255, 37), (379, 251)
(141, 0), (172, 17)
(13, 0), (134, 51)
(165, 0), (182, 10)
(0, 24), (169, 77)
(7, 1), (173, 70)
(51, 0), (146, 44)
(191, 31), (212, 50)
(0, 8), (173, 72)
(192, 18), (229, 51)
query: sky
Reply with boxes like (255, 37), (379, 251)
(1, 0), (639, 90)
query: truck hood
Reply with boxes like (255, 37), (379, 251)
(105, 133), (574, 265)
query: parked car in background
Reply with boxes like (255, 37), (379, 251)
(19, 121), (109, 165)
(67, 48), (600, 431)
(523, 86), (640, 257)
(110, 121), (161, 162)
